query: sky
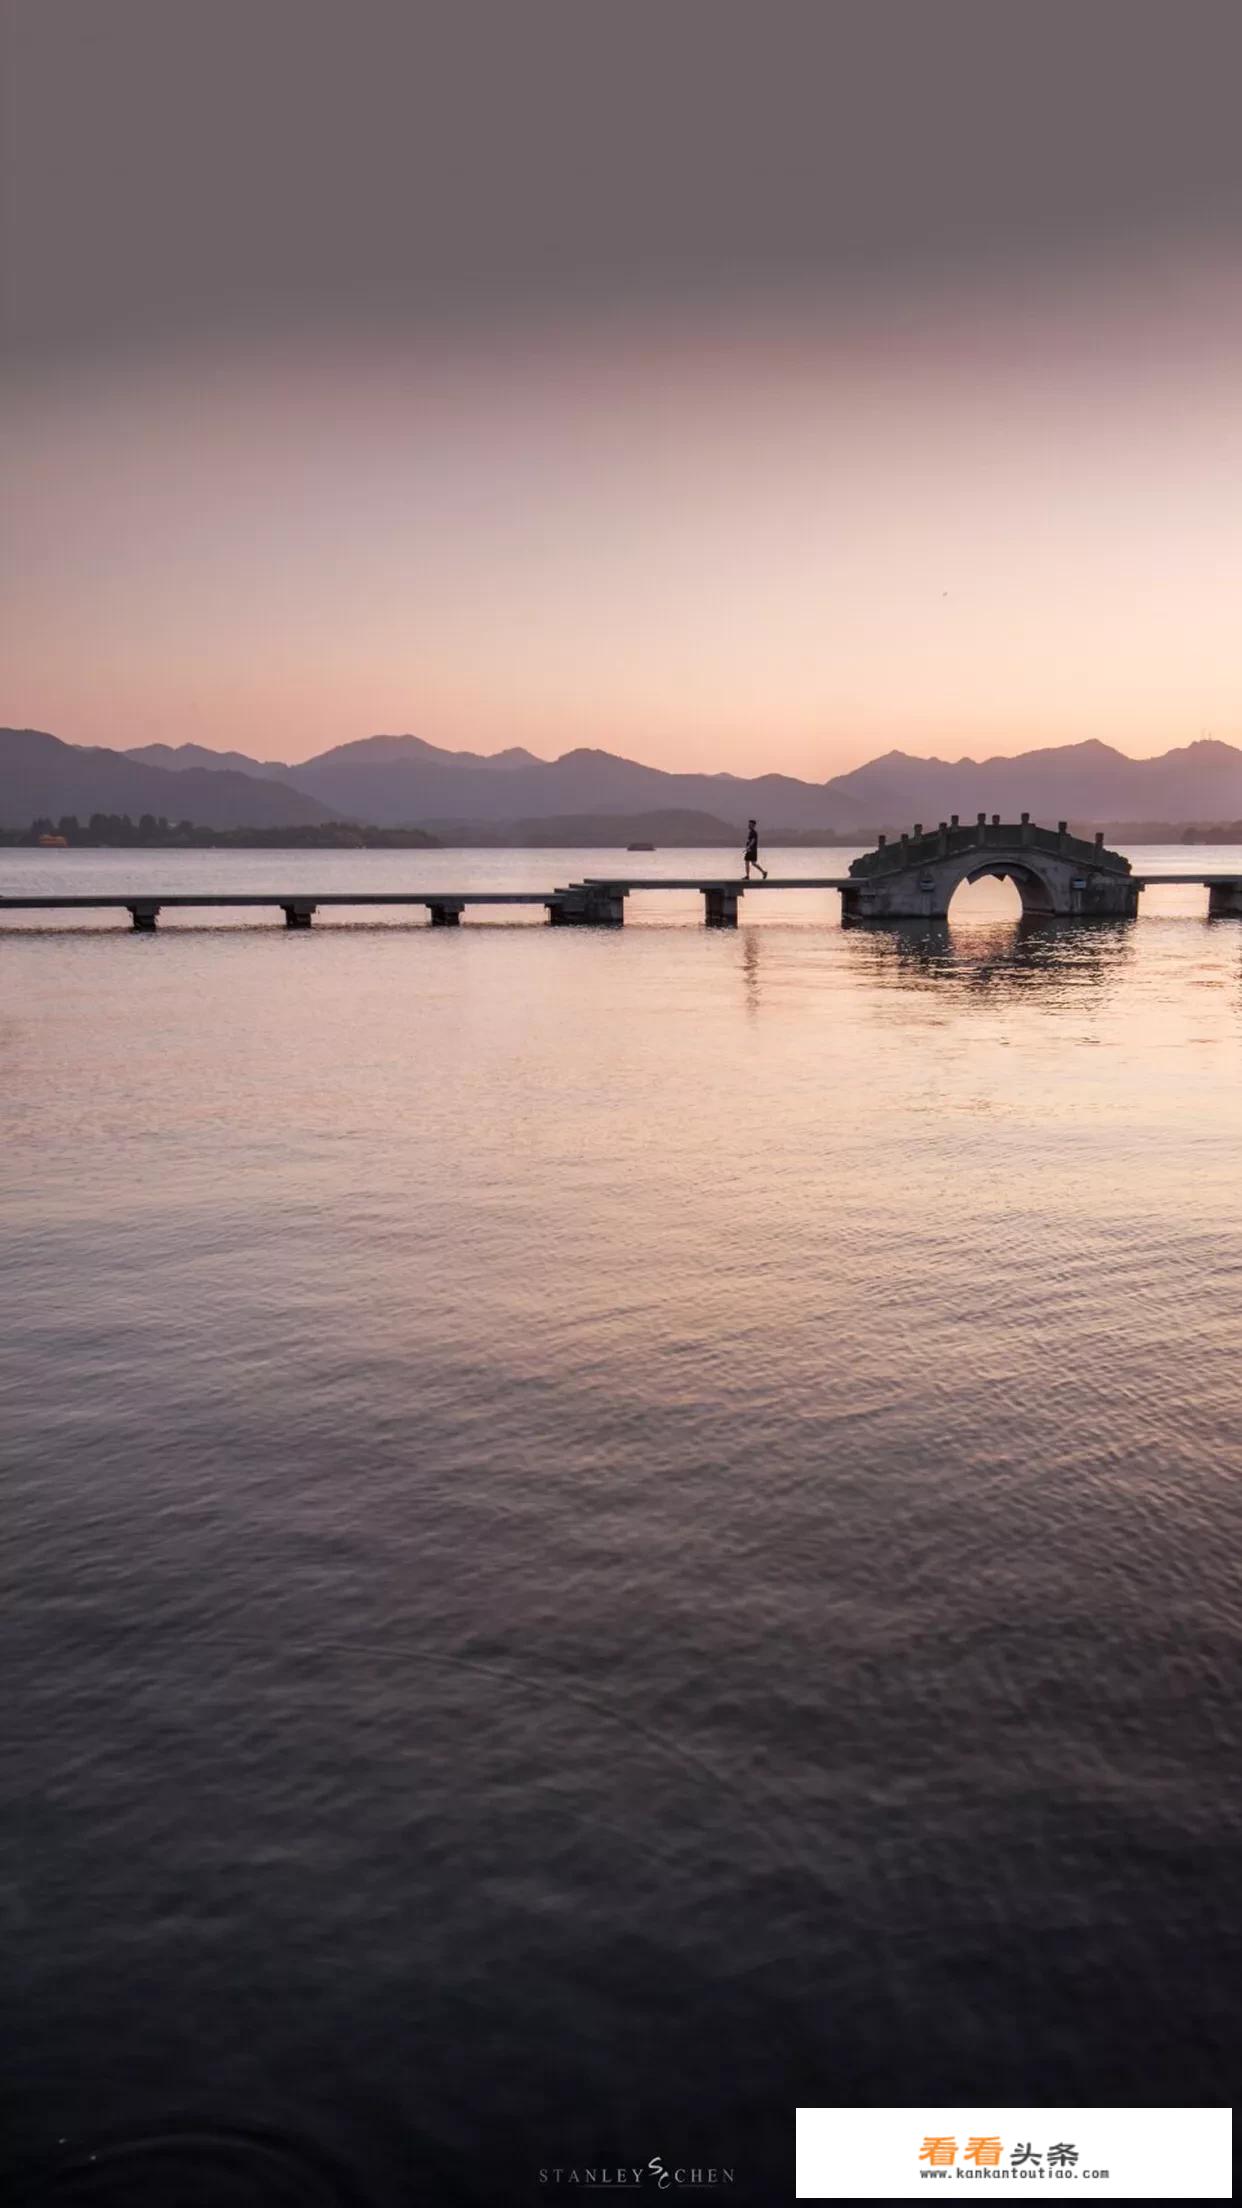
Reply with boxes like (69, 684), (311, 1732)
(3, 0), (1241, 777)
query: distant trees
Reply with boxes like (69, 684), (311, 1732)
(1, 815), (442, 849)
(17, 811), (180, 844)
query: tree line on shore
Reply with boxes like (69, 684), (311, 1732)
(1, 814), (440, 849)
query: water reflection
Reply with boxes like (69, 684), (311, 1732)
(3, 850), (1240, 2201)
(740, 927), (762, 1018)
(843, 915), (1135, 999)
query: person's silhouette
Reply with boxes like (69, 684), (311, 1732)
(743, 818), (768, 880)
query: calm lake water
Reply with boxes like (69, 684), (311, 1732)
(2, 848), (1240, 2204)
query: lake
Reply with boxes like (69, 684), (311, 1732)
(2, 846), (1239, 2205)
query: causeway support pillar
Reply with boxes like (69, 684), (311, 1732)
(584, 888), (625, 925)
(427, 901), (464, 926)
(128, 902), (160, 931)
(1207, 880), (1242, 917)
(546, 887), (625, 925)
(282, 902), (316, 928)
(703, 886), (741, 927)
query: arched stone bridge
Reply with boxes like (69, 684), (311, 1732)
(841, 813), (1143, 921)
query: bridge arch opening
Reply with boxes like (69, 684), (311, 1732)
(948, 872), (1022, 921)
(948, 863), (1057, 919)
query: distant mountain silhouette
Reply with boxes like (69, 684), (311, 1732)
(123, 734), (545, 779)
(0, 728), (340, 829)
(815, 739), (1242, 827)
(278, 736), (861, 828)
(271, 733), (546, 778)
(245, 731), (1242, 831)
(6, 726), (1242, 835)
(123, 740), (292, 778)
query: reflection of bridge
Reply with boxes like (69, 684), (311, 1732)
(2, 818), (1239, 930)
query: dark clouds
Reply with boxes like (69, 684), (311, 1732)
(4, 0), (1242, 366)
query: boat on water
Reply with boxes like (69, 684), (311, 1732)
(627, 841), (656, 852)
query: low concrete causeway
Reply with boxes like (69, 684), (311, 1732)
(2, 818), (1240, 931)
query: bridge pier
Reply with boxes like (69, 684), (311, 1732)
(128, 902), (160, 931)
(547, 887), (626, 925)
(281, 901), (316, 928)
(702, 886), (741, 927)
(841, 882), (946, 922)
(427, 900), (465, 926)
(1207, 880), (1242, 917)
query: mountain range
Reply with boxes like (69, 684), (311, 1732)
(1, 728), (336, 829)
(4, 725), (1242, 836)
(122, 731), (1242, 829)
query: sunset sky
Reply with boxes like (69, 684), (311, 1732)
(4, 1), (1241, 777)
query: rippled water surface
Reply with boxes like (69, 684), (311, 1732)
(3, 848), (1240, 2204)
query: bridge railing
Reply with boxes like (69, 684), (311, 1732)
(847, 818), (1131, 880)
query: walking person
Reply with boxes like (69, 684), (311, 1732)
(743, 818), (768, 880)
